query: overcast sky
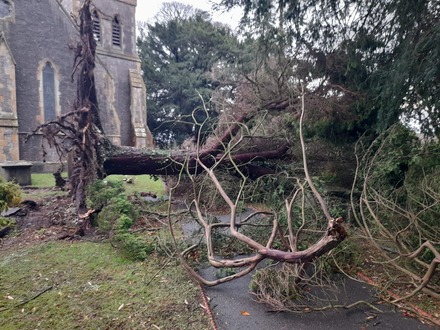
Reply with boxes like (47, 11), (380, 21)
(135, 0), (241, 29)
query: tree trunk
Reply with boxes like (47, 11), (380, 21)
(102, 143), (289, 176)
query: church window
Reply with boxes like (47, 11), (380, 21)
(112, 15), (121, 47)
(42, 62), (56, 121)
(0, 0), (12, 19)
(92, 10), (101, 42)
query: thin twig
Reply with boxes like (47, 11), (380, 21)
(0, 286), (53, 312)
(144, 257), (174, 286)
(303, 300), (382, 313)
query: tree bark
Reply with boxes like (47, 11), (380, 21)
(102, 143), (289, 176)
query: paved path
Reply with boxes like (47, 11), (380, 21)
(183, 210), (435, 330)
(199, 267), (434, 330)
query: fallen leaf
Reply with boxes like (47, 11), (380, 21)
(402, 311), (414, 318)
(241, 310), (250, 316)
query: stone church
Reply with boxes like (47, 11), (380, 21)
(0, 0), (152, 170)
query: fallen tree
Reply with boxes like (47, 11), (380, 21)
(176, 86), (347, 286)
(32, 1), (347, 293)
(27, 3), (440, 320)
(32, 0), (290, 214)
(352, 125), (440, 303)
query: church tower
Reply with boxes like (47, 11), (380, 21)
(62, 0), (153, 148)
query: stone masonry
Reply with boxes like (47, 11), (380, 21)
(0, 0), (152, 170)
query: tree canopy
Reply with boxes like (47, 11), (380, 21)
(137, 2), (242, 147)
(218, 0), (440, 138)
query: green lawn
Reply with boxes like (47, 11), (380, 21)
(31, 173), (66, 188)
(0, 242), (208, 329)
(30, 173), (165, 196)
(105, 174), (165, 196)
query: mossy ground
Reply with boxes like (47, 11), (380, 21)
(0, 241), (209, 329)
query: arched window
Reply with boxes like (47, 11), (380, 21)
(112, 15), (121, 47)
(92, 10), (101, 42)
(42, 62), (56, 121)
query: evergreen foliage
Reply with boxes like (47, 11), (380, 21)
(0, 177), (21, 213)
(218, 0), (440, 138)
(87, 180), (154, 260)
(355, 125), (440, 252)
(137, 3), (242, 147)
(0, 178), (20, 237)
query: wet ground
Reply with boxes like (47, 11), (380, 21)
(200, 267), (434, 329)
(182, 208), (436, 329)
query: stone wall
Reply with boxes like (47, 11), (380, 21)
(0, 0), (152, 169)
(130, 69), (153, 148)
(0, 33), (18, 161)
(91, 0), (149, 147)
(5, 0), (78, 162)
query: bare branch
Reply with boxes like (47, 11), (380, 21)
(179, 84), (346, 286)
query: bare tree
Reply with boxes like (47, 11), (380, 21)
(154, 1), (207, 23)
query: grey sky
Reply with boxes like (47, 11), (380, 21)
(135, 0), (241, 29)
